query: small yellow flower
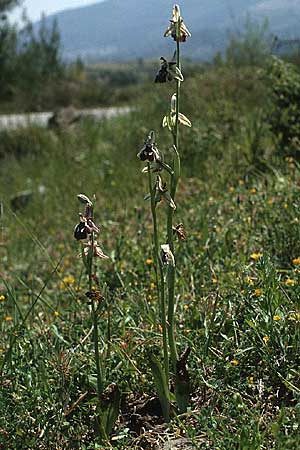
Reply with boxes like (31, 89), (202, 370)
(5, 316), (12, 321)
(288, 312), (300, 321)
(263, 335), (270, 343)
(267, 199), (274, 206)
(150, 282), (155, 290)
(292, 257), (300, 265)
(246, 277), (254, 286)
(53, 311), (59, 317)
(63, 275), (75, 285)
(283, 203), (288, 209)
(158, 324), (163, 332)
(229, 186), (234, 193)
(250, 252), (262, 261)
(146, 258), (153, 266)
(238, 179), (245, 186)
(254, 288), (262, 296)
(183, 304), (189, 311)
(0, 295), (5, 301)
(273, 315), (281, 322)
(285, 278), (295, 286)
(60, 275), (75, 290)
(231, 359), (239, 366)
(249, 188), (257, 194)
(248, 376), (254, 385)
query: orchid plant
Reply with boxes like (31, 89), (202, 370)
(137, 4), (192, 420)
(74, 194), (120, 441)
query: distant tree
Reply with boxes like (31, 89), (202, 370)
(226, 15), (272, 67)
(18, 15), (63, 81)
(0, 1), (19, 99)
(0, 0), (65, 108)
(0, 0), (21, 14)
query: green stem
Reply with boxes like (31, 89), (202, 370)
(167, 37), (181, 371)
(88, 232), (104, 395)
(147, 164), (170, 386)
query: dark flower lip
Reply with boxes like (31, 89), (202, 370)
(138, 144), (157, 161)
(137, 132), (161, 163)
(74, 221), (88, 240)
(74, 214), (99, 240)
(155, 57), (177, 83)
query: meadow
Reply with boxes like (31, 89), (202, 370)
(0, 47), (300, 450)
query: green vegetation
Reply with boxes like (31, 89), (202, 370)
(1, 4), (300, 447)
(0, 2), (155, 113)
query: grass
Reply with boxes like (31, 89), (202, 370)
(0, 62), (299, 449)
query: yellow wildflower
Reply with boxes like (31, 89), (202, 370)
(146, 258), (153, 266)
(229, 186), (234, 193)
(248, 376), (254, 385)
(53, 311), (60, 318)
(63, 275), (75, 285)
(0, 295), (5, 301)
(238, 179), (245, 186)
(5, 316), (12, 321)
(249, 188), (257, 194)
(273, 315), (281, 322)
(292, 257), (300, 265)
(263, 335), (270, 343)
(183, 304), (189, 311)
(150, 282), (155, 290)
(231, 359), (239, 366)
(59, 275), (75, 290)
(288, 312), (300, 321)
(267, 199), (274, 206)
(246, 277), (254, 286)
(254, 288), (262, 296)
(283, 203), (288, 209)
(285, 278), (295, 286)
(250, 253), (262, 261)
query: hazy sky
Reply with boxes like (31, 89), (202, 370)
(11, 0), (104, 22)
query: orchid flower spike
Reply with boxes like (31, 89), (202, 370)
(164, 4), (191, 42)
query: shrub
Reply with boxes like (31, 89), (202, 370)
(267, 57), (300, 156)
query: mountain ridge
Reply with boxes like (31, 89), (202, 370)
(36, 0), (300, 61)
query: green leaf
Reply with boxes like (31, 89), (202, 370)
(147, 352), (170, 421)
(99, 383), (121, 436)
(51, 324), (69, 344)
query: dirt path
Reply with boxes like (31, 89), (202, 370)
(0, 106), (131, 131)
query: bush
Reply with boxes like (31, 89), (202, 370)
(267, 57), (300, 156)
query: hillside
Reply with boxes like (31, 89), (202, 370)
(36, 0), (300, 61)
